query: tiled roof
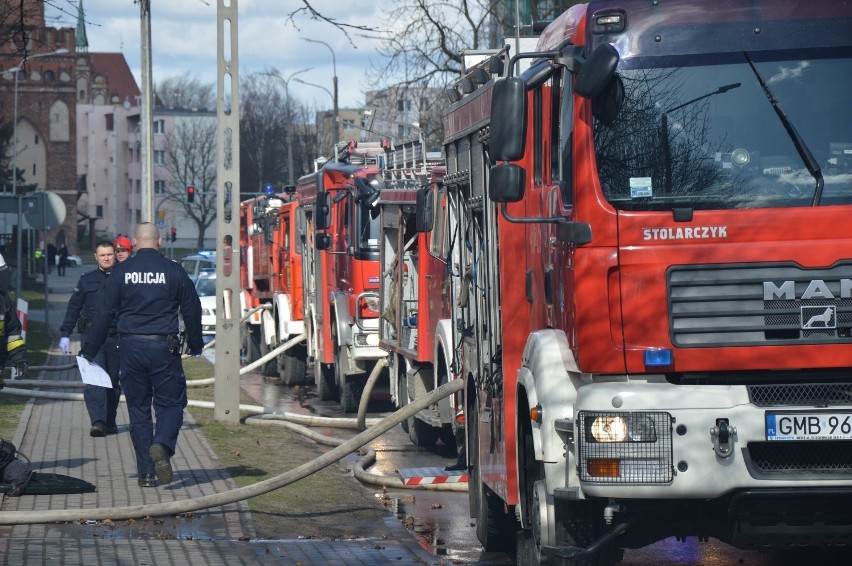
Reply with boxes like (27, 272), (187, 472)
(89, 52), (140, 101)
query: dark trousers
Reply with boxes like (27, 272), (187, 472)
(83, 335), (121, 427)
(119, 336), (187, 476)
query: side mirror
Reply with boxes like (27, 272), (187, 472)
(489, 163), (526, 203)
(490, 77), (527, 162)
(315, 191), (331, 230)
(315, 232), (332, 250)
(415, 187), (434, 233)
(574, 44), (620, 99)
(593, 75), (624, 126)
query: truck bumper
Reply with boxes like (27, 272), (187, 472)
(572, 381), (852, 499)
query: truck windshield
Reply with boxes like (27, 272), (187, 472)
(593, 49), (852, 211)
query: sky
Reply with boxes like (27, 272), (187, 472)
(44, 0), (393, 110)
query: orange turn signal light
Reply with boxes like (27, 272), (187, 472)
(530, 404), (542, 424)
(587, 458), (620, 478)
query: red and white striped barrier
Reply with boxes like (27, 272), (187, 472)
(398, 466), (468, 486)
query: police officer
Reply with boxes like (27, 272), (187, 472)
(0, 253), (27, 389)
(59, 240), (121, 436)
(82, 223), (202, 488)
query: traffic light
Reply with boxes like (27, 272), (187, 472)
(187, 185), (196, 203)
(171, 227), (177, 243)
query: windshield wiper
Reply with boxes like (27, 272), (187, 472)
(744, 53), (824, 205)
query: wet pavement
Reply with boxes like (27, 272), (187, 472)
(0, 261), (439, 565)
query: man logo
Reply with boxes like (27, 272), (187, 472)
(801, 305), (836, 329)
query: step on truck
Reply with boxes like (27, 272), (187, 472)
(434, 0), (852, 563)
(239, 188), (307, 385)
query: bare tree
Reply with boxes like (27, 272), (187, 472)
(240, 70), (320, 196)
(161, 116), (218, 250)
(155, 74), (215, 111)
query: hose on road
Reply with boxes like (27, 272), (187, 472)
(0, 378), (463, 525)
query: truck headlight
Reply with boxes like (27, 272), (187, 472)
(578, 411), (673, 484)
(586, 414), (657, 443)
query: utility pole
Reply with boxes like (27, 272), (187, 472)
(140, 0), (154, 221)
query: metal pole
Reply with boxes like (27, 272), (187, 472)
(140, 0), (154, 221)
(262, 69), (311, 184)
(13, 70), (21, 300)
(42, 199), (49, 329)
(302, 39), (339, 149)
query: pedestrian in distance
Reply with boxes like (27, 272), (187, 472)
(82, 223), (203, 488)
(46, 242), (57, 274)
(113, 236), (132, 263)
(58, 241), (121, 437)
(57, 243), (69, 277)
(0, 253), (28, 389)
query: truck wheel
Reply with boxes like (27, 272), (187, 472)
(409, 417), (439, 448)
(396, 357), (410, 434)
(245, 324), (261, 366)
(340, 373), (366, 413)
(471, 392), (513, 551)
(279, 344), (307, 385)
(315, 360), (337, 400)
(258, 329), (278, 379)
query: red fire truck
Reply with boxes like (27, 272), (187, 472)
(434, 0), (852, 563)
(377, 141), (458, 448)
(296, 142), (387, 412)
(239, 188), (307, 385)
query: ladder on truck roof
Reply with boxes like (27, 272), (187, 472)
(384, 138), (443, 184)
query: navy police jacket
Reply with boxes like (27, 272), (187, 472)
(82, 248), (203, 358)
(60, 267), (112, 337)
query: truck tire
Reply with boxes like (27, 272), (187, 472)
(315, 360), (337, 400)
(245, 324), (262, 366)
(279, 344), (307, 385)
(340, 373), (366, 413)
(409, 416), (439, 448)
(335, 342), (365, 413)
(395, 356), (410, 434)
(517, 421), (621, 566)
(258, 330), (278, 379)
(470, 391), (514, 551)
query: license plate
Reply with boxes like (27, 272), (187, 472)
(766, 411), (852, 441)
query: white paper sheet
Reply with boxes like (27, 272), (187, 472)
(76, 356), (113, 388)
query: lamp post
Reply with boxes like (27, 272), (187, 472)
(7, 48), (68, 301)
(292, 77), (337, 158)
(263, 68), (312, 185)
(302, 38), (339, 148)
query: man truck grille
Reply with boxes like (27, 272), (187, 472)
(668, 263), (852, 347)
(749, 383), (852, 407)
(747, 441), (852, 475)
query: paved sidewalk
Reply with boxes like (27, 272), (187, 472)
(0, 262), (438, 565)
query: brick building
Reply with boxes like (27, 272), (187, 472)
(0, 0), (139, 270)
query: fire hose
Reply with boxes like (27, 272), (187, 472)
(0, 378), (463, 525)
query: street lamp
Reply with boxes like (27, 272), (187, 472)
(262, 68), (312, 185)
(302, 38), (339, 148)
(6, 48), (69, 301)
(292, 77), (337, 157)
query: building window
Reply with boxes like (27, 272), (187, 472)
(105, 113), (114, 131)
(397, 124), (406, 137)
(420, 97), (429, 111)
(154, 150), (165, 164)
(154, 180), (166, 195)
(153, 119), (165, 134)
(397, 98), (405, 112)
(342, 119), (354, 131)
(43, 70), (55, 81)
